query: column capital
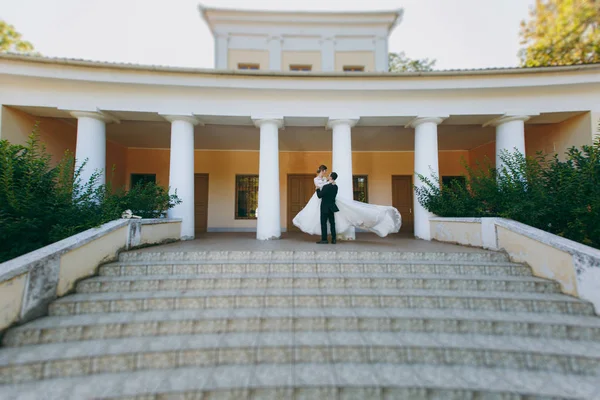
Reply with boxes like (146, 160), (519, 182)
(483, 114), (534, 127)
(406, 116), (446, 128)
(319, 36), (336, 44)
(267, 35), (283, 43)
(160, 114), (203, 126)
(69, 110), (119, 124)
(327, 118), (359, 129)
(252, 117), (284, 128)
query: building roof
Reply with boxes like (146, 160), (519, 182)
(2, 53), (600, 78)
(198, 4), (404, 36)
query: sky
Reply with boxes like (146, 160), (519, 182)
(0, 0), (535, 70)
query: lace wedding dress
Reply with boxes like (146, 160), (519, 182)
(292, 176), (402, 239)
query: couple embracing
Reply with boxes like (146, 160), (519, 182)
(293, 165), (402, 244)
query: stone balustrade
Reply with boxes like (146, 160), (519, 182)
(430, 217), (600, 314)
(0, 218), (181, 332)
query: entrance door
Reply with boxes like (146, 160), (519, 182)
(287, 174), (316, 232)
(194, 174), (209, 234)
(392, 175), (414, 234)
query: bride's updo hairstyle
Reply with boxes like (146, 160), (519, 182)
(317, 165), (328, 174)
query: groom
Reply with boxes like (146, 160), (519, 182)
(316, 172), (339, 244)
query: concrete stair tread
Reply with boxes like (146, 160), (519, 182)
(12, 307), (600, 331)
(55, 288), (583, 302)
(1, 364), (596, 400)
(2, 331), (600, 366)
(105, 259), (520, 266)
(82, 273), (551, 283)
(119, 250), (509, 262)
(99, 263), (533, 278)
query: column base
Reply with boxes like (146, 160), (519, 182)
(256, 234), (281, 241)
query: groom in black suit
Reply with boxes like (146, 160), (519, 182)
(316, 172), (339, 244)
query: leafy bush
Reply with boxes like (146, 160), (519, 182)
(415, 140), (600, 249)
(0, 127), (181, 263)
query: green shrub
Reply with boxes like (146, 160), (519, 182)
(0, 127), (181, 263)
(415, 140), (600, 249)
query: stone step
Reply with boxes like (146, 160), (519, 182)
(99, 260), (532, 277)
(48, 289), (595, 316)
(118, 250), (510, 263)
(76, 273), (559, 294)
(1, 332), (600, 384)
(0, 364), (594, 400)
(5, 308), (600, 347)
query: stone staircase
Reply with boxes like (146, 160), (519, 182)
(1, 248), (600, 399)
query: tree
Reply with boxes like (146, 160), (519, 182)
(0, 20), (35, 54)
(519, 0), (600, 67)
(388, 51), (436, 72)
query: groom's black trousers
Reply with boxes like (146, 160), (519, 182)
(320, 209), (336, 241)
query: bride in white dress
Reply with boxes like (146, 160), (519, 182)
(292, 165), (402, 239)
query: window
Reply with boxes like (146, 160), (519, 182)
(441, 176), (466, 189)
(235, 175), (259, 219)
(290, 64), (312, 72)
(130, 173), (156, 188)
(353, 175), (368, 203)
(343, 65), (365, 72)
(238, 63), (259, 70)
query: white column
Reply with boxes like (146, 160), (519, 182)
(592, 111), (600, 143)
(374, 36), (388, 72)
(267, 36), (282, 71)
(163, 115), (200, 240)
(320, 37), (335, 72)
(70, 111), (110, 189)
(253, 118), (283, 240)
(328, 118), (358, 240)
(215, 34), (229, 69)
(492, 115), (529, 171)
(410, 117), (444, 240)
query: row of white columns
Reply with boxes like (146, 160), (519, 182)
(70, 111), (529, 241)
(412, 115), (529, 240)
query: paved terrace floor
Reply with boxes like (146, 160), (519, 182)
(135, 232), (493, 254)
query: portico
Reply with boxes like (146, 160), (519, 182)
(1, 102), (580, 242)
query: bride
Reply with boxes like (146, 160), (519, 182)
(292, 165), (402, 239)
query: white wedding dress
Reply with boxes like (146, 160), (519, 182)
(292, 176), (402, 239)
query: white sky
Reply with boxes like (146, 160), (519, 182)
(0, 0), (534, 70)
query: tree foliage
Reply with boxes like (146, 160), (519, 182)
(0, 126), (181, 262)
(519, 0), (600, 67)
(415, 141), (600, 249)
(388, 51), (436, 72)
(0, 20), (35, 54)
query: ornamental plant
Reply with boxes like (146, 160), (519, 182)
(0, 126), (181, 262)
(415, 140), (600, 249)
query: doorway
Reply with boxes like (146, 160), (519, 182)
(287, 174), (316, 232)
(392, 175), (414, 234)
(194, 174), (209, 234)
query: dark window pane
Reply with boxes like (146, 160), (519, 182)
(352, 175), (368, 203)
(442, 176), (466, 188)
(343, 66), (365, 72)
(235, 175), (259, 219)
(238, 63), (260, 70)
(290, 64), (312, 71)
(131, 174), (156, 188)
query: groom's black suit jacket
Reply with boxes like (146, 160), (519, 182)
(316, 183), (339, 213)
